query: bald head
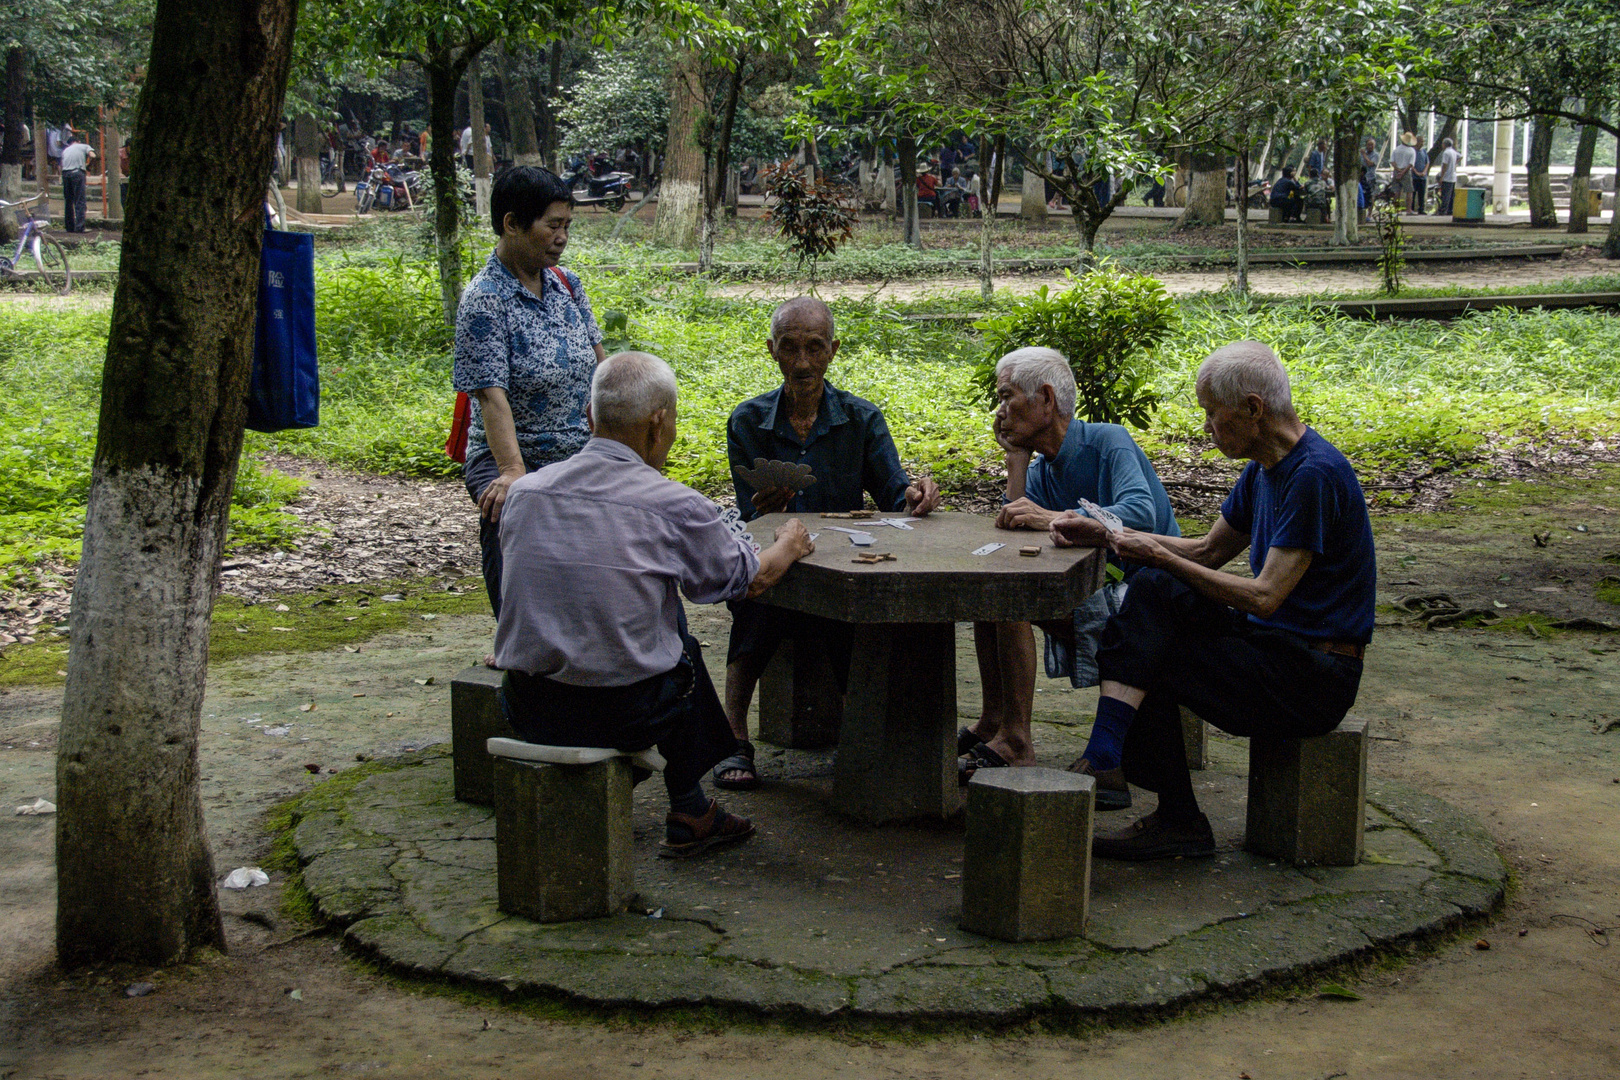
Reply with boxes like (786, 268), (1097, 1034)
(769, 296), (835, 342)
(591, 351), (677, 431)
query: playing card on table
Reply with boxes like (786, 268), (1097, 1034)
(971, 542), (1006, 556)
(1077, 498), (1124, 533)
(717, 505), (762, 553)
(736, 458), (817, 494)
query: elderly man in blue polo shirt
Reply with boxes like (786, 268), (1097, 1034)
(958, 348), (1179, 801)
(715, 296), (943, 789)
(1053, 340), (1375, 861)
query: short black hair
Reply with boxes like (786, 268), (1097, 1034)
(490, 166), (573, 236)
(1281, 166), (1295, 178)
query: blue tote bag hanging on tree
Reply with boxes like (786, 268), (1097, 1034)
(246, 215), (319, 432)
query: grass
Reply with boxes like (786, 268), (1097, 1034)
(5, 242), (1619, 601)
(0, 575), (492, 688)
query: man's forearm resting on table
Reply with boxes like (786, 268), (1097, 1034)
(746, 539), (800, 598)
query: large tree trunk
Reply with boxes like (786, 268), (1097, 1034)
(1425, 116), (1457, 163)
(496, 45), (541, 167)
(57, 0), (297, 969)
(469, 56), (492, 225)
(1167, 151), (1190, 207)
(0, 47), (24, 203)
(426, 56), (470, 326)
(32, 103), (48, 197)
(654, 52), (703, 247)
(1526, 112), (1558, 228)
(898, 134), (920, 248)
(293, 113), (322, 213)
(1607, 130), (1620, 259)
(699, 56), (743, 272)
(1176, 148), (1225, 228)
(1568, 121), (1598, 234)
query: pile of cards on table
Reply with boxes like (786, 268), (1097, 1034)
(737, 458), (817, 493)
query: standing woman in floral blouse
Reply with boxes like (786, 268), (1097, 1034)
(454, 167), (606, 617)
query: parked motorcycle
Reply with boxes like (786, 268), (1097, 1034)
(355, 162), (425, 214)
(563, 165), (631, 211)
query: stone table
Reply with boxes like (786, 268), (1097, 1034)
(745, 511), (1104, 825)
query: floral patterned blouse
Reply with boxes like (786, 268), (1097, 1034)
(452, 251), (603, 469)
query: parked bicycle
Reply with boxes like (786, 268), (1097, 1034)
(0, 193), (71, 295)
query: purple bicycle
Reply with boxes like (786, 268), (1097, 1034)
(0, 192), (71, 295)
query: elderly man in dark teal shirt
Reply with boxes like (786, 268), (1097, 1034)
(715, 297), (942, 789)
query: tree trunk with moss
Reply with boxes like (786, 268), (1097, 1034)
(56, 0), (297, 969)
(1332, 122), (1360, 246)
(899, 134), (920, 248)
(294, 113), (322, 213)
(497, 45), (541, 167)
(1567, 121), (1597, 234)
(0, 47), (24, 203)
(1175, 148), (1225, 228)
(654, 52), (703, 248)
(1526, 112), (1557, 228)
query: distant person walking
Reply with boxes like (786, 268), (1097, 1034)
(59, 134), (96, 233)
(1412, 140), (1430, 214)
(1359, 136), (1380, 210)
(46, 124), (64, 178)
(1436, 137), (1459, 217)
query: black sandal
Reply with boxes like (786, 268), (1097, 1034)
(957, 741), (1009, 785)
(712, 740), (760, 791)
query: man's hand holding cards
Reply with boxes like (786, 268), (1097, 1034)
(738, 458), (817, 515)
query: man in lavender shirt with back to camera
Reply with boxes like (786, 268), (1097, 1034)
(492, 351), (816, 858)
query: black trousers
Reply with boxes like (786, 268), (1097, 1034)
(499, 627), (736, 802)
(62, 169), (87, 232)
(1096, 569), (1363, 805)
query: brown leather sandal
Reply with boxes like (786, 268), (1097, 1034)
(658, 799), (756, 859)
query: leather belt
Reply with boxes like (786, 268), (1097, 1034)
(1310, 640), (1365, 660)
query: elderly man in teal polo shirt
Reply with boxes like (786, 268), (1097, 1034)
(958, 347), (1179, 807)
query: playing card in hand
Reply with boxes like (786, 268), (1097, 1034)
(1077, 498), (1124, 533)
(736, 458), (817, 494)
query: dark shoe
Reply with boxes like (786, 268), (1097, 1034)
(1066, 756), (1132, 811)
(659, 799), (755, 858)
(957, 726), (982, 757)
(1093, 810), (1216, 861)
(711, 739), (759, 791)
(957, 741), (1008, 786)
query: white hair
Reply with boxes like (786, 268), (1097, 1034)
(995, 346), (1077, 418)
(591, 351), (678, 430)
(1195, 341), (1296, 418)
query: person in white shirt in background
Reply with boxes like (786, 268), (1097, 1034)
(59, 134), (97, 233)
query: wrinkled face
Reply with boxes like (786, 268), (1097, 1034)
(504, 200), (572, 267)
(995, 372), (1057, 448)
(767, 312), (839, 394)
(1197, 382), (1262, 460)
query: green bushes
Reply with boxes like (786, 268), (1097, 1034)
(972, 267), (1180, 427)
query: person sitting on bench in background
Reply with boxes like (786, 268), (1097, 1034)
(958, 347), (1179, 798)
(1303, 167), (1334, 218)
(492, 351), (816, 858)
(1269, 166), (1305, 222)
(1052, 341), (1375, 861)
(717, 297), (943, 791)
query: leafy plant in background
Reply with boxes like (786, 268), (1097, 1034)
(973, 265), (1179, 428)
(762, 160), (857, 287)
(1369, 197), (1407, 295)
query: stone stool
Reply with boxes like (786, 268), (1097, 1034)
(451, 667), (514, 805)
(961, 768), (1095, 942)
(1244, 717), (1369, 867)
(1180, 705), (1207, 770)
(487, 738), (667, 923)
(1268, 205), (1286, 224)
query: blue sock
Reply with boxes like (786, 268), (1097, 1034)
(1083, 696), (1138, 772)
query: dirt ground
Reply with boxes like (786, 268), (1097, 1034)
(3, 469), (1619, 1079)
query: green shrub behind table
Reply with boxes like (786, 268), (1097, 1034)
(971, 265), (1179, 429)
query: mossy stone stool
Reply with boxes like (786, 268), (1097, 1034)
(1244, 717), (1369, 867)
(486, 738), (666, 923)
(961, 768), (1096, 942)
(451, 667), (514, 805)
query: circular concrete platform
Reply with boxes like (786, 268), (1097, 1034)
(286, 747), (1504, 1021)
